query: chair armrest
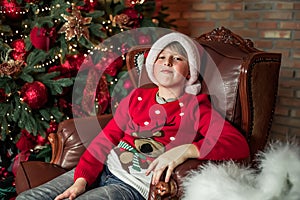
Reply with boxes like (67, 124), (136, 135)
(15, 161), (67, 194)
(49, 114), (113, 169)
(15, 114), (113, 194)
(148, 159), (208, 200)
(148, 158), (250, 200)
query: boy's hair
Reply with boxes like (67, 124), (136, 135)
(163, 42), (188, 59)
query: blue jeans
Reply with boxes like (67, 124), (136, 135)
(16, 166), (145, 200)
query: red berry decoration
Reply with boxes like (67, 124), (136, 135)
(46, 121), (58, 134)
(10, 39), (27, 61)
(21, 81), (48, 109)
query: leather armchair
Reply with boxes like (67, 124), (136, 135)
(15, 27), (281, 200)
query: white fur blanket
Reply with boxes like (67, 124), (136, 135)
(182, 141), (300, 200)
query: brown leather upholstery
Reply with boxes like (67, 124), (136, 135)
(48, 114), (113, 169)
(15, 161), (67, 194)
(15, 27), (281, 199)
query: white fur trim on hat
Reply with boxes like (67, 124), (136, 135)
(145, 32), (203, 95)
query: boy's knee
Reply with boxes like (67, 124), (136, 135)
(16, 192), (28, 200)
(16, 190), (41, 200)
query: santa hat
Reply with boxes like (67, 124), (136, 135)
(145, 32), (203, 95)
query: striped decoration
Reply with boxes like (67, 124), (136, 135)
(118, 141), (146, 171)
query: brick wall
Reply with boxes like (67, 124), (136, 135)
(162, 0), (300, 142)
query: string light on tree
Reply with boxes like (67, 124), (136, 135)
(0, 0), (174, 195)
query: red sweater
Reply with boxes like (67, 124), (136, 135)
(74, 87), (250, 185)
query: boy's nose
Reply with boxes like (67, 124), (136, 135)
(164, 57), (172, 67)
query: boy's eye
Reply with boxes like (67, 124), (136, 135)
(158, 56), (165, 59)
(173, 57), (183, 61)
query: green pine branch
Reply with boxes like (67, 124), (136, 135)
(0, 0), (175, 145)
(36, 72), (74, 95)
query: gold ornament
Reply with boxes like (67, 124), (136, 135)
(0, 60), (24, 78)
(58, 6), (92, 41)
(113, 14), (131, 29)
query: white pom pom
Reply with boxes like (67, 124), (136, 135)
(185, 82), (201, 95)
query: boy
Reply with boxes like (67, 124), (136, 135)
(17, 32), (249, 200)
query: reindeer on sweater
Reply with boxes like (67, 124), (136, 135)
(116, 118), (176, 172)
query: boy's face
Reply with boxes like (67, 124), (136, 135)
(153, 47), (189, 88)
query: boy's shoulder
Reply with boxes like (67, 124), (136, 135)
(180, 93), (212, 109)
(183, 92), (210, 101)
(132, 87), (158, 96)
(125, 87), (157, 102)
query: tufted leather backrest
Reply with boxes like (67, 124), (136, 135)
(196, 42), (245, 126)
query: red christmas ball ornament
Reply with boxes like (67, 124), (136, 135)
(21, 81), (48, 109)
(1, 0), (23, 20)
(10, 39), (27, 61)
(30, 26), (57, 51)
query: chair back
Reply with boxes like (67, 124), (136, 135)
(126, 27), (281, 159)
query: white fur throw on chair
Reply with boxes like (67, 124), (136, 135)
(182, 141), (300, 200)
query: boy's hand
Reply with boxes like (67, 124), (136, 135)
(54, 178), (87, 200)
(145, 144), (199, 185)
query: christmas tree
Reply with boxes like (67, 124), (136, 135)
(0, 0), (174, 198)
